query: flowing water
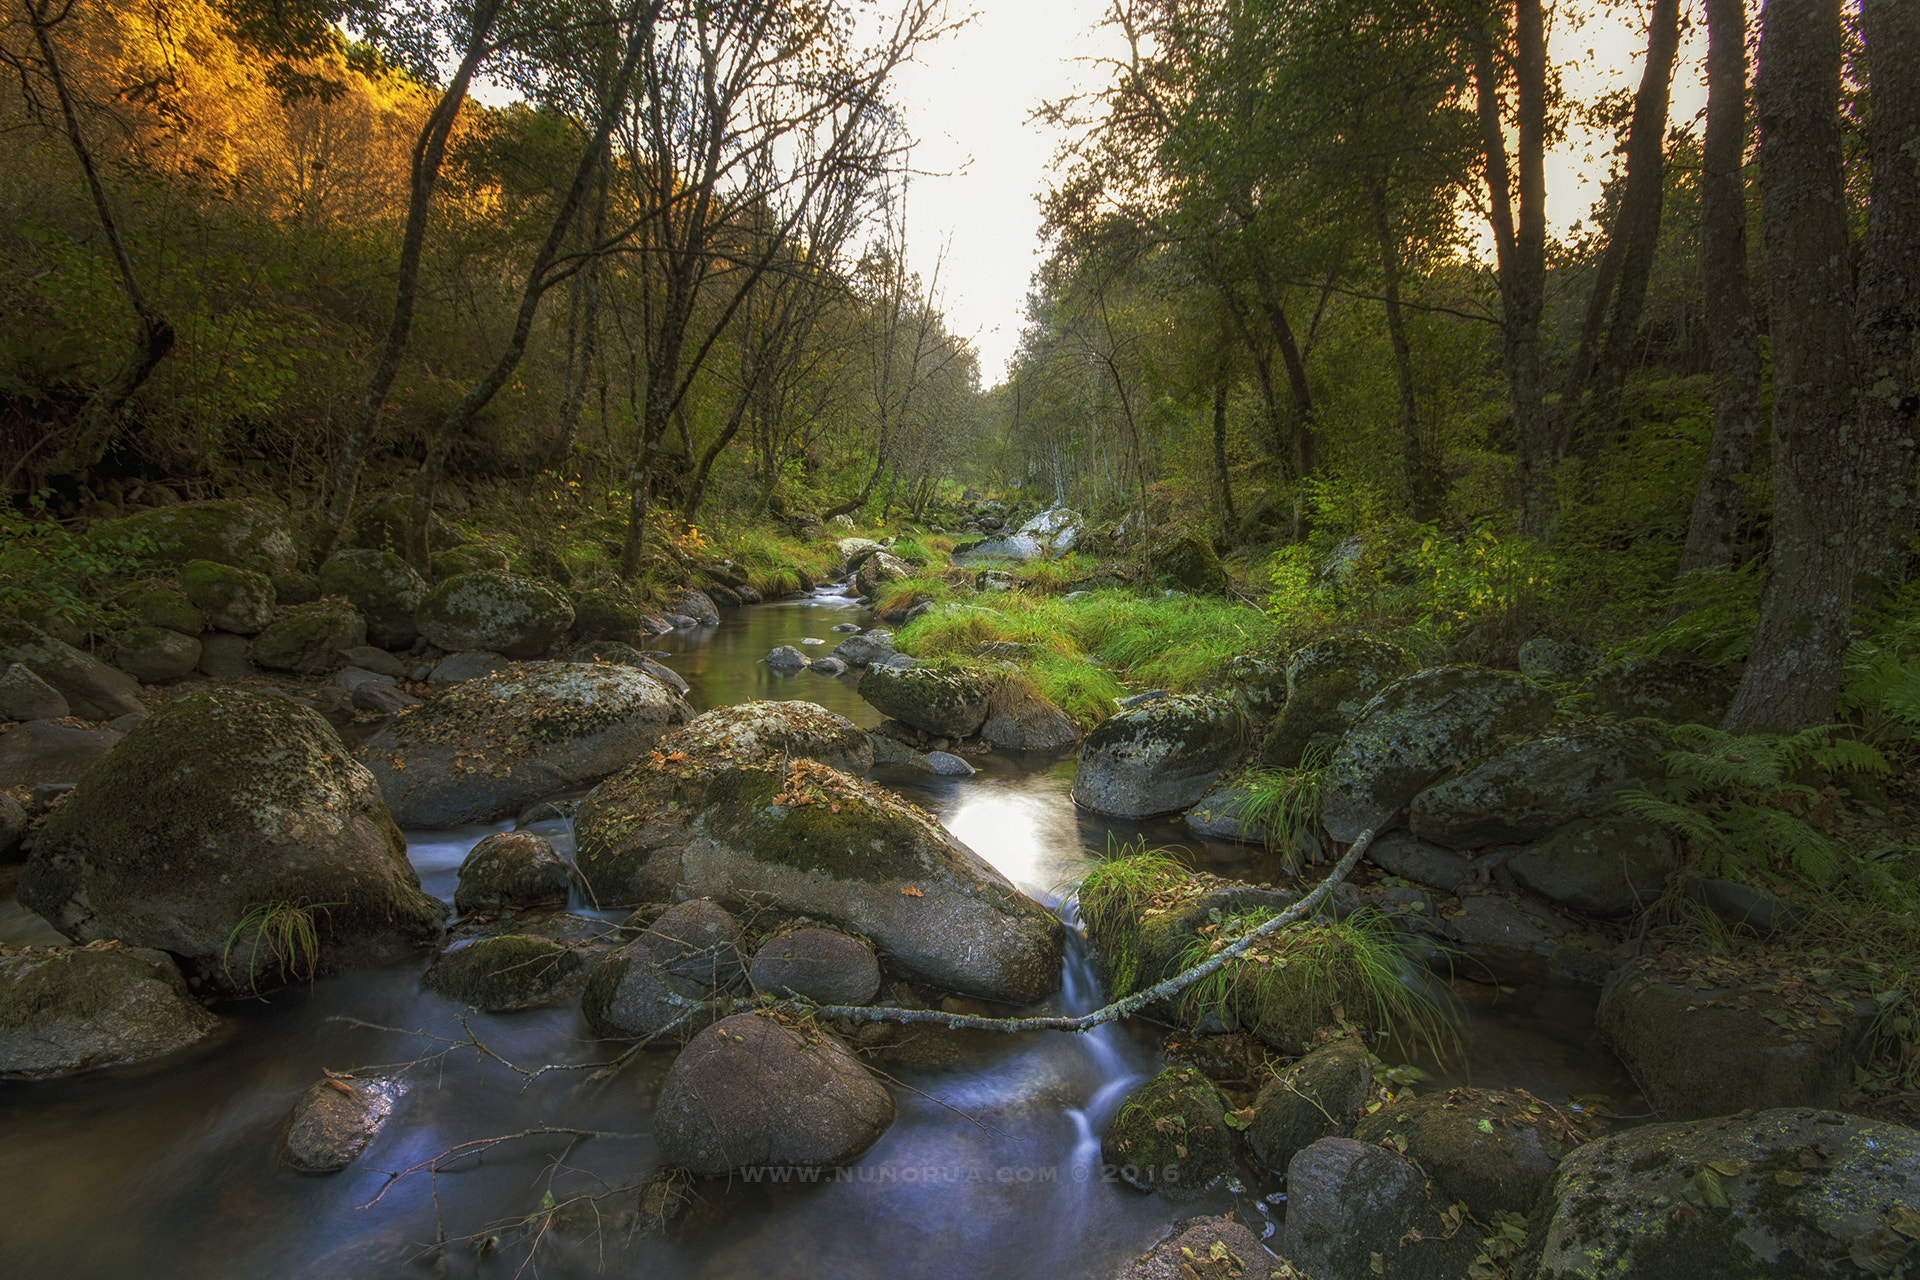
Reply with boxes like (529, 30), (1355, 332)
(0, 590), (1644, 1279)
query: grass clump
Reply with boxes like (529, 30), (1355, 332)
(1237, 760), (1330, 867)
(1075, 841), (1192, 997)
(223, 899), (336, 993)
(710, 524), (839, 596)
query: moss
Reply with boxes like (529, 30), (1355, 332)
(417, 571), (573, 659)
(1155, 534), (1228, 595)
(704, 765), (943, 884)
(1262, 668), (1363, 768)
(95, 500), (295, 573)
(425, 935), (582, 1011)
(253, 601), (366, 672)
(571, 582), (647, 641)
(431, 544), (510, 579)
(317, 549), (424, 643)
(1102, 1066), (1234, 1194)
(126, 585), (204, 635)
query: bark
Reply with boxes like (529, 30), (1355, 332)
(1854, 0), (1920, 595)
(546, 163), (610, 474)
(1211, 371), (1236, 530)
(1368, 172), (1438, 522)
(1723, 0), (1858, 733)
(1677, 0), (1763, 575)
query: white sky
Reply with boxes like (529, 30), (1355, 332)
(880, 1), (1710, 388)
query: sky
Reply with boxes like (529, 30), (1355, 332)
(876, 1), (1709, 388)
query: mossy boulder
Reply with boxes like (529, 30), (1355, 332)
(570, 582), (648, 643)
(453, 831), (571, 917)
(857, 662), (996, 738)
(318, 549), (426, 649)
(0, 943), (220, 1079)
(96, 499), (295, 573)
(271, 570), (320, 606)
(430, 543), (510, 580)
(1518, 638), (1601, 682)
(853, 551), (913, 597)
(668, 588), (720, 625)
(1072, 694), (1246, 819)
(574, 757), (1063, 1004)
(125, 585), (204, 636)
(663, 701), (873, 775)
(1409, 724), (1664, 849)
(1520, 1109), (1920, 1280)
(1101, 1067), (1235, 1198)
(179, 559), (275, 634)
(1596, 954), (1878, 1120)
(1264, 636), (1420, 769)
(365, 661), (692, 828)
(1353, 1087), (1574, 1219)
(424, 935), (587, 1012)
(1584, 653), (1740, 726)
(254, 602), (367, 675)
(345, 493), (456, 557)
(1282, 1138), (1480, 1280)
(18, 689), (444, 996)
(0, 619), (145, 719)
(1319, 666), (1556, 842)
(567, 641), (688, 696)
(1155, 534), (1228, 594)
(979, 674), (1080, 752)
(112, 625), (201, 683)
(1508, 815), (1679, 916)
(1247, 1038), (1373, 1175)
(1224, 651), (1289, 721)
(416, 571), (573, 660)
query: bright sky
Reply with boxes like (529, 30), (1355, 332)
(881, 1), (1710, 388)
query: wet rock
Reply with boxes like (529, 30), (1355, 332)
(417, 571), (573, 660)
(425, 935), (587, 1012)
(454, 830), (572, 916)
(1508, 815), (1678, 916)
(646, 899), (747, 988)
(1518, 638), (1600, 682)
(0, 620), (145, 719)
(566, 641), (689, 696)
(0, 662), (69, 721)
(1247, 1038), (1373, 1175)
(318, 549), (427, 649)
(1183, 785), (1274, 845)
(1319, 666), (1556, 842)
(1367, 832), (1472, 892)
(1102, 1067), (1235, 1199)
(1683, 876), (1805, 935)
(96, 499), (295, 573)
(749, 927), (881, 1005)
(1430, 892), (1567, 957)
(1352, 1087), (1572, 1218)
(980, 676), (1079, 752)
(337, 645), (408, 680)
(1072, 694), (1246, 819)
(279, 1077), (399, 1172)
(112, 626), (201, 683)
(1596, 954), (1877, 1120)
(0, 720), (124, 788)
(254, 602), (367, 674)
(179, 560), (276, 634)
(1117, 1217), (1273, 1280)
(1522, 1108), (1920, 1280)
(766, 645), (809, 672)
(705, 583), (743, 608)
(196, 632), (255, 678)
(655, 1013), (895, 1176)
(919, 750), (975, 776)
(366, 661), (692, 827)
(832, 630), (897, 667)
(334, 666), (395, 694)
(853, 551), (914, 599)
(351, 683), (421, 715)
(0, 943), (220, 1079)
(19, 689), (445, 996)
(580, 933), (722, 1043)
(429, 649), (510, 687)
(809, 657), (848, 676)
(669, 588), (720, 625)
(831, 622), (861, 633)
(1584, 653), (1739, 726)
(857, 663), (995, 738)
(1281, 1138), (1479, 1280)
(570, 581), (651, 643)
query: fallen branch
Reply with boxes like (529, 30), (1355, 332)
(359, 1127), (603, 1209)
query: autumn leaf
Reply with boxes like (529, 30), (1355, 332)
(899, 886), (924, 897)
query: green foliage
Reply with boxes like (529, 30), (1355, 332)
(1236, 761), (1328, 868)
(0, 494), (164, 635)
(1617, 724), (1890, 885)
(222, 899), (337, 993)
(1625, 562), (1764, 665)
(1074, 840), (1190, 997)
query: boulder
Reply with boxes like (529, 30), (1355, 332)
(1072, 694), (1246, 819)
(0, 791), (26, 860)
(179, 560), (275, 634)
(1183, 785), (1274, 845)
(919, 750), (975, 775)
(196, 633), (255, 678)
(857, 663), (996, 738)
(430, 543), (510, 579)
(1517, 638), (1600, 682)
(1367, 832), (1472, 893)
(1224, 651), (1289, 722)
(416, 572), (574, 660)
(453, 830), (572, 916)
(1319, 666), (1556, 842)
(0, 720), (123, 788)
(337, 646), (408, 679)
(279, 1077), (399, 1173)
(853, 551), (913, 598)
(271, 571), (320, 606)
(1017, 506), (1083, 555)
(344, 493), (456, 557)
(365, 662), (692, 828)
(581, 932), (724, 1043)
(749, 927), (881, 1006)
(1352, 1086), (1573, 1218)
(1262, 637), (1420, 769)
(125, 584), (204, 636)
(352, 683), (421, 715)
(318, 549), (426, 649)
(565, 640), (689, 696)
(1585, 653), (1739, 726)
(1507, 815), (1678, 916)
(424, 935), (588, 1012)
(429, 650), (510, 687)
(1281, 1138), (1479, 1280)
(956, 534), (1042, 562)
(832, 630), (897, 667)
(253, 602), (367, 674)
(0, 620), (145, 719)
(655, 1013), (895, 1176)
(96, 499), (295, 573)
(0, 943), (220, 1079)
(645, 899), (748, 988)
(112, 626), (201, 683)
(980, 676), (1079, 752)
(1155, 534), (1228, 594)
(18, 689), (445, 995)
(1408, 724), (1663, 848)
(766, 645), (809, 672)
(669, 588), (720, 626)
(0, 662), (69, 720)
(574, 758), (1062, 1004)
(661, 701), (873, 776)
(835, 538), (885, 571)
(1117, 1218), (1272, 1280)
(1595, 954), (1877, 1120)
(1522, 1108), (1920, 1280)
(569, 582), (649, 643)
(1247, 1038), (1373, 1175)
(1101, 1067), (1235, 1198)
(810, 657), (848, 676)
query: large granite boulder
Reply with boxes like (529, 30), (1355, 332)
(319, 549), (426, 649)
(365, 662), (692, 828)
(179, 560), (275, 634)
(980, 675), (1079, 751)
(95, 499), (295, 573)
(18, 689), (445, 995)
(1408, 724), (1662, 848)
(452, 831), (571, 916)
(857, 663), (996, 738)
(1262, 636), (1419, 769)
(416, 572), (574, 660)
(1521, 1109), (1920, 1280)
(660, 701), (873, 776)
(1072, 694), (1246, 819)
(1352, 1086), (1575, 1218)
(0, 943), (220, 1079)
(1319, 666), (1556, 842)
(0, 620), (144, 719)
(112, 626), (201, 683)
(574, 757), (1063, 1004)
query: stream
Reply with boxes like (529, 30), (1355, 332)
(0, 589), (1646, 1279)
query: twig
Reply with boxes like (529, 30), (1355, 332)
(358, 1127), (603, 1209)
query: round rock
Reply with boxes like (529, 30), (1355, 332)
(749, 927), (881, 1005)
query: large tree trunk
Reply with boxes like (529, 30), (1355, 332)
(1854, 0), (1920, 596)
(1677, 0), (1763, 575)
(1211, 368), (1236, 530)
(1722, 0), (1858, 734)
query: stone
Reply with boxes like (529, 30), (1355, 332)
(1072, 694), (1246, 819)
(1684, 876), (1806, 935)
(766, 645), (809, 671)
(1262, 637), (1421, 770)
(1352, 1087), (1571, 1218)
(454, 830), (572, 916)
(1155, 534), (1228, 594)
(1517, 638), (1600, 682)
(1319, 666), (1556, 842)
(655, 701), (873, 776)
(18, 689), (445, 996)
(645, 899), (748, 988)
(835, 537), (885, 571)
(416, 572), (574, 660)
(196, 633), (255, 678)
(1408, 724), (1663, 848)
(1247, 1038), (1373, 1175)
(979, 676), (1079, 752)
(0, 720), (124, 788)
(271, 571), (320, 606)
(809, 657), (848, 676)
(1116, 1218), (1274, 1280)
(344, 493), (457, 557)
(669, 588), (721, 625)
(1507, 815), (1678, 916)
(0, 662), (70, 720)
(179, 559), (275, 634)
(1017, 506), (1083, 555)
(1101, 1067), (1236, 1198)
(337, 646), (408, 680)
(125, 584), (204, 636)
(366, 661), (692, 828)
(424, 935), (587, 1012)
(351, 683), (421, 715)
(1584, 653), (1739, 726)
(1281, 1138), (1479, 1280)
(334, 667), (396, 693)
(853, 551), (914, 598)
(581, 933), (723, 1043)
(430, 544), (509, 579)
(0, 620), (145, 719)
(0, 943), (219, 1079)
(1522, 1109), (1920, 1280)
(1183, 785), (1274, 845)
(318, 549), (427, 649)
(112, 626), (201, 683)
(253, 602), (367, 674)
(1367, 832), (1472, 892)
(655, 1013), (895, 1176)
(565, 640), (689, 695)
(569, 582), (650, 643)
(919, 750), (975, 776)
(857, 663), (995, 738)
(832, 630), (898, 667)
(95, 499), (295, 573)
(1224, 651), (1289, 721)
(0, 791), (26, 860)
(749, 927), (881, 1005)
(279, 1077), (399, 1172)
(429, 650), (510, 687)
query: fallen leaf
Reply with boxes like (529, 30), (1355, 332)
(899, 886), (924, 897)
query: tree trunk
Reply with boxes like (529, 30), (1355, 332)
(1677, 0), (1763, 575)
(546, 163), (609, 475)
(1368, 172), (1437, 522)
(1211, 371), (1237, 530)
(1722, 0), (1858, 733)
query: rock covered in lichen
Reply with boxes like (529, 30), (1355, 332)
(1408, 723), (1663, 848)
(1282, 1137), (1479, 1280)
(415, 571), (573, 659)
(665, 701), (873, 776)
(253, 602), (367, 673)
(857, 662), (996, 738)
(980, 674), (1079, 751)
(112, 625), (201, 683)
(319, 549), (426, 649)
(453, 830), (571, 916)
(95, 499), (296, 573)
(1072, 694), (1246, 819)
(0, 619), (145, 719)
(1263, 636), (1420, 769)
(0, 943), (220, 1079)
(366, 661), (692, 827)
(1352, 1086), (1575, 1219)
(18, 689), (444, 996)
(1247, 1038), (1373, 1175)
(179, 559), (276, 634)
